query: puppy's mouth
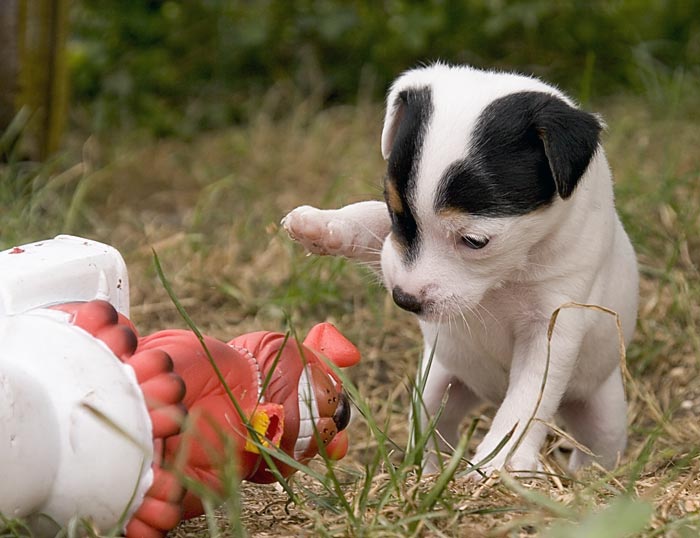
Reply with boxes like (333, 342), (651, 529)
(392, 286), (474, 324)
(392, 286), (443, 320)
(412, 307), (444, 323)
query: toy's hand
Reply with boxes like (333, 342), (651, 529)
(125, 458), (184, 538)
(123, 349), (186, 438)
(52, 301), (187, 438)
(51, 301), (188, 537)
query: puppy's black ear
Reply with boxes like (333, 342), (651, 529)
(533, 97), (602, 199)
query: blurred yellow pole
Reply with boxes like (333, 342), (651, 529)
(4, 0), (69, 160)
(0, 1), (21, 136)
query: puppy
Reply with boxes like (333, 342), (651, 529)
(283, 63), (638, 476)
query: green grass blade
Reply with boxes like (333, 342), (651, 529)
(418, 432), (469, 513)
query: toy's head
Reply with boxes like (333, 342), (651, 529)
(230, 322), (360, 483)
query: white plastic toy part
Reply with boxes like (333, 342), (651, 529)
(0, 235), (150, 535)
(0, 307), (153, 536)
(0, 235), (130, 317)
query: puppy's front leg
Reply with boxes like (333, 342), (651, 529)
(282, 201), (390, 264)
(417, 352), (481, 474)
(471, 313), (584, 477)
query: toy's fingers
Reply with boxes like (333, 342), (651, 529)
(51, 299), (139, 336)
(124, 517), (166, 538)
(148, 467), (185, 502)
(304, 322), (360, 367)
(128, 466), (184, 536)
(149, 403), (186, 439)
(53, 301), (142, 361)
(141, 373), (186, 409)
(60, 300), (118, 335)
(95, 324), (138, 359)
(125, 349), (174, 384)
(128, 496), (182, 533)
(127, 351), (186, 438)
(326, 429), (349, 460)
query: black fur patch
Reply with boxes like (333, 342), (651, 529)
(435, 91), (601, 217)
(385, 87), (432, 263)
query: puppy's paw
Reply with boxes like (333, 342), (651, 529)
(282, 205), (367, 258)
(421, 452), (442, 476)
(467, 448), (542, 481)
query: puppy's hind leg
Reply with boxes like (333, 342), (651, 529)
(282, 201), (390, 264)
(417, 356), (480, 474)
(559, 368), (627, 472)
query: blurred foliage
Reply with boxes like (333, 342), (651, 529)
(69, 0), (700, 136)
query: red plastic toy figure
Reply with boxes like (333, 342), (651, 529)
(52, 300), (359, 538)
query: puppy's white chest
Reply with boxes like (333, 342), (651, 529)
(420, 313), (514, 403)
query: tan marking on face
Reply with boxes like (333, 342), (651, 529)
(436, 206), (474, 229)
(436, 207), (464, 218)
(385, 179), (404, 215)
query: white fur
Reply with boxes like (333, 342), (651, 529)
(283, 64), (638, 477)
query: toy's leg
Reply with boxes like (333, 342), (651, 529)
(558, 368), (627, 471)
(418, 355), (481, 474)
(282, 201), (390, 264)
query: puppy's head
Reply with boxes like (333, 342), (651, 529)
(379, 64), (603, 320)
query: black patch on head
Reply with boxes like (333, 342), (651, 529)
(435, 91), (601, 217)
(385, 87), (433, 263)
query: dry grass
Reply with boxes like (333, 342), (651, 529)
(4, 93), (698, 537)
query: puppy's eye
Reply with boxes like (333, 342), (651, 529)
(461, 235), (489, 249)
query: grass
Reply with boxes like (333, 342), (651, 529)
(1, 88), (699, 537)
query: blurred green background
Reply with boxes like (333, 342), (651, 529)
(68, 0), (700, 137)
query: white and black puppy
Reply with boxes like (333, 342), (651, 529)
(283, 63), (638, 476)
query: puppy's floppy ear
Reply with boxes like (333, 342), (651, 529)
(381, 85), (432, 162)
(533, 97), (603, 199)
(381, 92), (407, 160)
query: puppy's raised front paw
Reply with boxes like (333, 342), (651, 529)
(282, 205), (364, 258)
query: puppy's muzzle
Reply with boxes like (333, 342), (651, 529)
(392, 286), (423, 314)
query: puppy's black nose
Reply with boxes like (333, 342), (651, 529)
(392, 286), (422, 314)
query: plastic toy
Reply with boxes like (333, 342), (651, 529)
(0, 236), (360, 538)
